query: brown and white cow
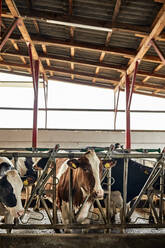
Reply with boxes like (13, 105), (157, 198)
(34, 149), (104, 230)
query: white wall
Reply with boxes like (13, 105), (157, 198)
(0, 129), (164, 150)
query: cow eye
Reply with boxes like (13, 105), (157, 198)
(84, 167), (89, 172)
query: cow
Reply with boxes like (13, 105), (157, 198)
(0, 157), (24, 226)
(102, 156), (164, 223)
(33, 149), (104, 232)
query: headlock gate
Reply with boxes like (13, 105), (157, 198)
(0, 145), (165, 234)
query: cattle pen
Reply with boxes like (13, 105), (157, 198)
(1, 147), (165, 248)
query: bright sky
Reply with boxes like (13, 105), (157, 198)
(0, 72), (165, 130)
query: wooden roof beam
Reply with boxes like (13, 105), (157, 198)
(5, 0), (48, 83)
(93, 31), (113, 83)
(115, 4), (165, 92)
(3, 49), (165, 81)
(112, 0), (121, 24)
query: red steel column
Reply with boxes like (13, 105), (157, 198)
(32, 60), (39, 149)
(28, 43), (39, 149)
(125, 73), (131, 149)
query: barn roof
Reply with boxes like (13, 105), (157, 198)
(1, 0), (165, 98)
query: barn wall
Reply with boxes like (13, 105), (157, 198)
(0, 129), (164, 149)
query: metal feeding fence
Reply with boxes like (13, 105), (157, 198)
(0, 146), (165, 233)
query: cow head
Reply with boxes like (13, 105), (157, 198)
(67, 149), (104, 199)
(17, 157), (38, 186)
(0, 169), (24, 218)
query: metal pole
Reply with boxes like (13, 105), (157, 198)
(125, 73), (131, 149)
(69, 168), (74, 224)
(32, 60), (39, 149)
(106, 168), (111, 225)
(122, 158), (128, 224)
(159, 163), (164, 223)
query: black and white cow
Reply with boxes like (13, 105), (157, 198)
(102, 158), (157, 204)
(0, 157), (24, 224)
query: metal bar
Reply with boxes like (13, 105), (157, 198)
(69, 168), (74, 224)
(159, 164), (164, 223)
(126, 160), (163, 220)
(0, 18), (19, 51)
(106, 168), (111, 225)
(28, 43), (36, 94)
(52, 160), (57, 225)
(2, 222), (165, 230)
(127, 60), (139, 110)
(122, 158), (128, 223)
(150, 39), (165, 65)
(0, 151), (163, 159)
(125, 73), (131, 149)
(2, 106), (165, 113)
(32, 60), (39, 149)
(95, 199), (107, 224)
(40, 196), (53, 225)
(114, 87), (120, 130)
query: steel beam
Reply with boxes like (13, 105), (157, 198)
(125, 73), (131, 149)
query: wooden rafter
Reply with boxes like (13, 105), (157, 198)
(5, 0), (48, 83)
(42, 44), (53, 76)
(7, 34), (165, 65)
(112, 0), (121, 24)
(93, 31), (113, 83)
(3, 50), (165, 82)
(115, 4), (165, 92)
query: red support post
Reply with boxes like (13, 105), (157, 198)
(28, 43), (40, 149)
(0, 18), (20, 51)
(32, 60), (39, 149)
(125, 73), (131, 149)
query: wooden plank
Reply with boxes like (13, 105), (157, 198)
(5, 0), (48, 82)
(112, 0), (121, 24)
(115, 6), (165, 91)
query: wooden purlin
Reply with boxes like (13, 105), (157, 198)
(5, 0), (48, 83)
(114, 5), (165, 92)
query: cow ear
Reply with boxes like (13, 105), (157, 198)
(67, 159), (80, 169)
(103, 159), (117, 169)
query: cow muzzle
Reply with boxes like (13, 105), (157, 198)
(94, 188), (104, 200)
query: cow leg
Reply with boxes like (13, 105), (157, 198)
(61, 201), (71, 233)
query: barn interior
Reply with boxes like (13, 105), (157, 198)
(1, 0), (165, 247)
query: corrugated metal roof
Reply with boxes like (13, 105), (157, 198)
(1, 0), (165, 98)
